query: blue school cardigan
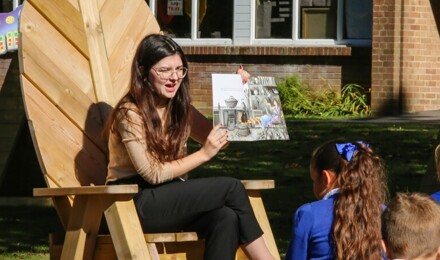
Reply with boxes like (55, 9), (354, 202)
(285, 190), (339, 260)
(432, 191), (440, 203)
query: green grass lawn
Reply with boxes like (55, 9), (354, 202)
(1, 120), (439, 259)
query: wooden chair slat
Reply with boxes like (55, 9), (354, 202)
(21, 44), (97, 125)
(104, 2), (161, 100)
(20, 3), (94, 99)
(34, 185), (139, 197)
(175, 232), (199, 242)
(100, 0), (145, 56)
(50, 232), (199, 245)
(241, 179), (275, 190)
(78, 0), (115, 108)
(21, 77), (107, 187)
(27, 0), (89, 57)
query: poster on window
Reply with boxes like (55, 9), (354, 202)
(212, 74), (290, 141)
(0, 5), (22, 55)
(167, 0), (183, 16)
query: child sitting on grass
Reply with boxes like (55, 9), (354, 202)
(381, 192), (440, 260)
(285, 140), (388, 260)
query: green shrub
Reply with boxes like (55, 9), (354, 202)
(339, 83), (370, 116)
(277, 75), (371, 119)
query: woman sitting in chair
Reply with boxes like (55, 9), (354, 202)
(104, 34), (274, 260)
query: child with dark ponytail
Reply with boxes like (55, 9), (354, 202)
(285, 140), (388, 260)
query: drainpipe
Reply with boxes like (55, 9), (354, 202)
(13, 0), (19, 9)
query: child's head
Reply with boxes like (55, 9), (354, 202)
(310, 140), (346, 199)
(310, 141), (380, 199)
(382, 192), (440, 260)
(311, 140), (388, 259)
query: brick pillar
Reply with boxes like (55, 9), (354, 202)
(371, 0), (403, 115)
(372, 0), (440, 114)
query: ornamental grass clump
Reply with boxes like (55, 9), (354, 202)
(277, 75), (371, 119)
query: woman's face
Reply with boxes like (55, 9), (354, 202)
(148, 53), (185, 101)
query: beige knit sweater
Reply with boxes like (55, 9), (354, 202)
(106, 104), (174, 185)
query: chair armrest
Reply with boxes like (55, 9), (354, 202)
(33, 185), (139, 197)
(33, 180), (274, 197)
(241, 180), (275, 190)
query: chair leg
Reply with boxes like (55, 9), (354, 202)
(247, 190), (280, 260)
(105, 199), (158, 260)
(60, 195), (103, 260)
(146, 244), (160, 260)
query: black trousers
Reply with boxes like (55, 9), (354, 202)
(110, 176), (263, 260)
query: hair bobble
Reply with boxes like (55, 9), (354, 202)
(335, 141), (369, 162)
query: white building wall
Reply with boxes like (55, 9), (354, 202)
(234, 0), (252, 45)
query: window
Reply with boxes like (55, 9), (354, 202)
(147, 0), (372, 46)
(256, 0), (292, 39)
(254, 0), (372, 46)
(147, 0), (233, 43)
(1, 0), (21, 12)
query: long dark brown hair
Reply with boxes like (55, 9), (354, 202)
(104, 34), (192, 162)
(311, 140), (388, 260)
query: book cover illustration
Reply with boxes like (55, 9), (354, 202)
(212, 74), (290, 141)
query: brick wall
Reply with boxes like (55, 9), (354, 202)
(184, 46), (371, 116)
(0, 53), (44, 196)
(0, 55), (13, 88)
(372, 0), (440, 114)
(0, 54), (17, 179)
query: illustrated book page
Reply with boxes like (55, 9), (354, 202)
(212, 74), (289, 141)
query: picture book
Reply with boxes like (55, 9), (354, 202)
(212, 74), (289, 141)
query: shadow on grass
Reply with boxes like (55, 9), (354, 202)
(0, 205), (62, 257)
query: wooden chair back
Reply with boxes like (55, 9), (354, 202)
(19, 0), (158, 191)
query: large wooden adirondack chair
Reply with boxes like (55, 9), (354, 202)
(18, 0), (280, 259)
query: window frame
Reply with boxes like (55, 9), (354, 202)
(149, 0), (371, 47)
(149, 0), (233, 45)
(251, 0), (371, 47)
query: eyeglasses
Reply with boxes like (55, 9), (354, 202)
(151, 67), (188, 80)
